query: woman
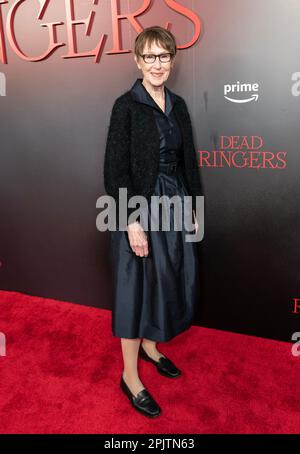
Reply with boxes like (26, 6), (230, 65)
(104, 26), (203, 418)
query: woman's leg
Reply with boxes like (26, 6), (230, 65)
(121, 338), (145, 397)
(141, 338), (165, 361)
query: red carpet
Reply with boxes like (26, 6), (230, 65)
(0, 289), (299, 434)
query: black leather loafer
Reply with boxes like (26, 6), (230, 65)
(139, 345), (181, 378)
(120, 375), (161, 418)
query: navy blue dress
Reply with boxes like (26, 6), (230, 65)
(109, 78), (199, 342)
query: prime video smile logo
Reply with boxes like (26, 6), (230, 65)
(224, 81), (259, 103)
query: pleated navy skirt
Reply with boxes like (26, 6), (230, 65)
(109, 163), (200, 342)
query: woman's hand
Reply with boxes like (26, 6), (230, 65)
(126, 221), (149, 257)
(192, 210), (199, 234)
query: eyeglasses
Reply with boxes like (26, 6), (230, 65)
(140, 53), (173, 64)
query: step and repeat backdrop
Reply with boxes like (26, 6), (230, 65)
(0, 0), (299, 342)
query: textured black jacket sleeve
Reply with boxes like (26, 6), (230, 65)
(103, 97), (137, 222)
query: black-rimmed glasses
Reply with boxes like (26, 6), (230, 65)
(140, 53), (173, 64)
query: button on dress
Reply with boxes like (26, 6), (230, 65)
(109, 78), (200, 342)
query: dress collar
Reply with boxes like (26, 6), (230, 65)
(130, 78), (177, 116)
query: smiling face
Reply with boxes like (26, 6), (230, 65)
(134, 40), (175, 89)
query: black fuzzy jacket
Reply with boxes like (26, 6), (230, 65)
(103, 83), (203, 224)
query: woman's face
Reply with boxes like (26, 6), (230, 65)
(134, 41), (175, 88)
